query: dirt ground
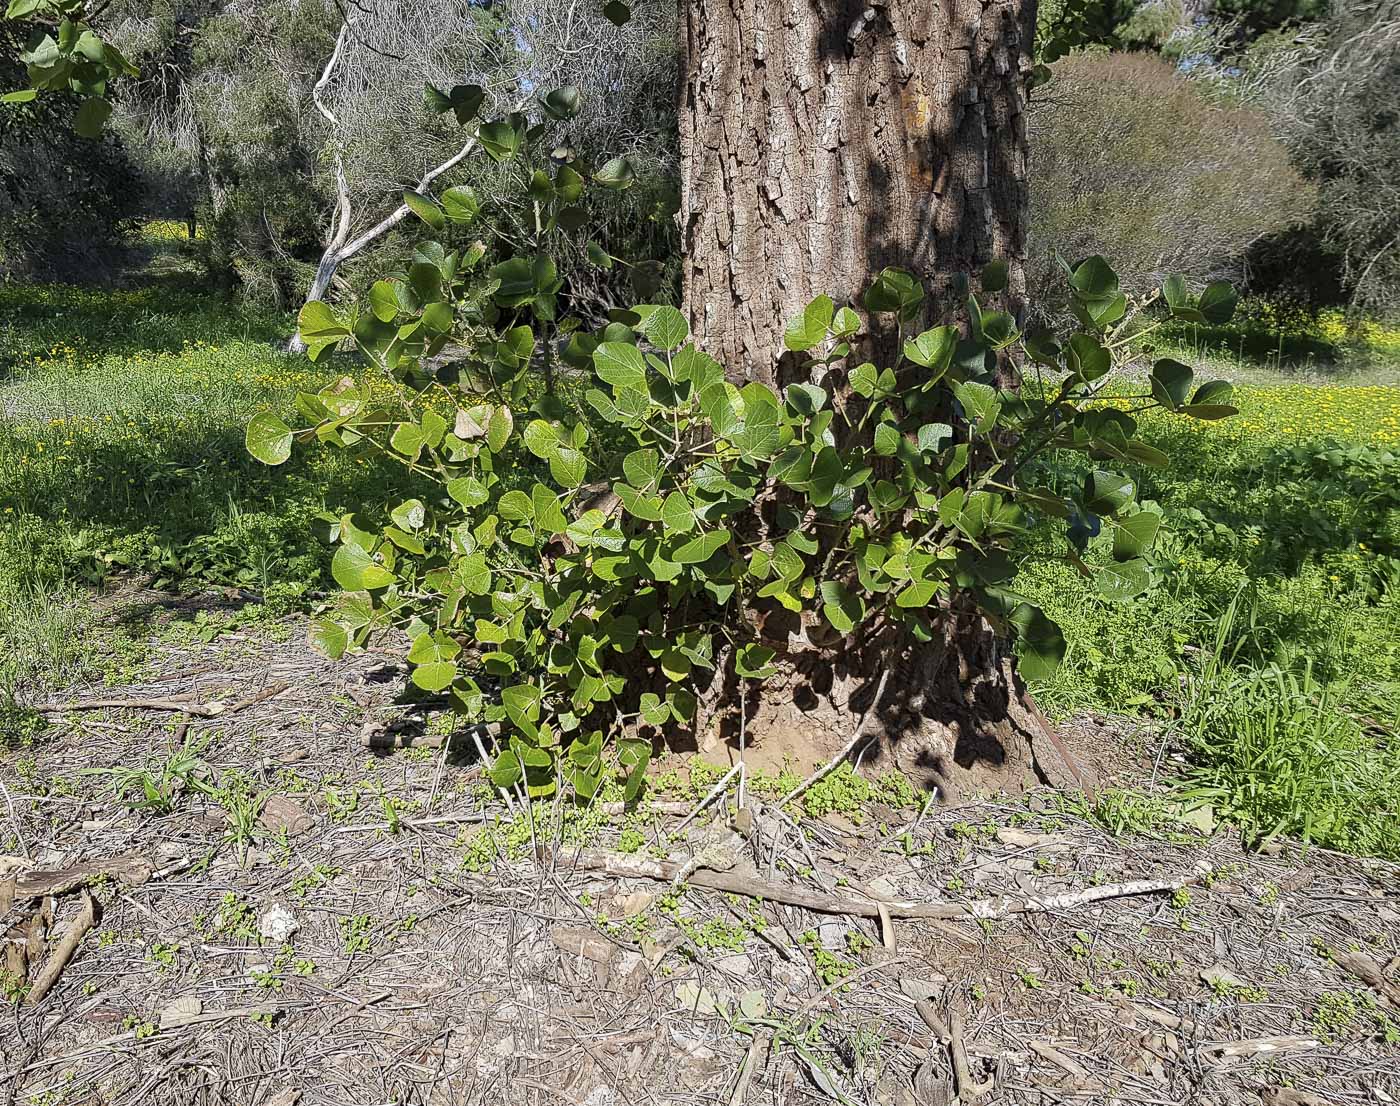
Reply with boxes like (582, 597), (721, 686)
(2, 599), (1398, 1106)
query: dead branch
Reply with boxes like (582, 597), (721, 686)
(949, 1007), (994, 1099)
(41, 683), (286, 720)
(15, 856), (154, 902)
(26, 891), (97, 1006)
(551, 847), (1203, 920)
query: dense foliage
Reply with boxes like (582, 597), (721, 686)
(236, 86), (1241, 799)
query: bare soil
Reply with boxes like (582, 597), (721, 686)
(2, 605), (1398, 1106)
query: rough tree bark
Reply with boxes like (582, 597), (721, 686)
(679, 0), (1091, 799)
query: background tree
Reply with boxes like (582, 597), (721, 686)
(1281, 0), (1400, 317)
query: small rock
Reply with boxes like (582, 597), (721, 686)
(712, 953), (753, 976)
(817, 920), (846, 950)
(1199, 963), (1246, 992)
(868, 875), (902, 898)
(259, 904), (300, 944)
(259, 795), (315, 837)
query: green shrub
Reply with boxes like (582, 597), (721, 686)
(246, 88), (1245, 801)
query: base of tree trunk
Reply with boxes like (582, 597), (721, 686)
(699, 611), (1094, 804)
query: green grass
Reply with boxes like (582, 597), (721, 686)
(0, 279), (419, 709)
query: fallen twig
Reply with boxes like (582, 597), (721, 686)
(949, 1007), (994, 1099)
(673, 763), (742, 834)
(554, 847), (1204, 921)
(1199, 1035), (1320, 1063)
(40, 683), (288, 720)
(26, 890), (96, 1005)
(43, 696), (226, 717)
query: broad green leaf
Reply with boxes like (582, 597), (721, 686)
(784, 295), (833, 352)
(638, 305), (689, 351)
(440, 185), (480, 223)
(917, 422), (952, 453)
(1067, 333), (1110, 381)
(447, 476), (489, 509)
(1150, 359), (1194, 410)
(1112, 511), (1161, 561)
(615, 483), (664, 521)
(74, 97), (112, 138)
(735, 643), (777, 679)
(332, 543), (395, 591)
(673, 529), (730, 564)
(246, 412), (292, 465)
(458, 553), (492, 596)
(1190, 380), (1234, 407)
(864, 267), (924, 317)
(550, 446), (587, 488)
(1198, 281), (1238, 325)
(478, 120), (521, 161)
(368, 280), (399, 322)
(498, 490), (534, 522)
(903, 325), (957, 375)
(622, 447), (662, 491)
(532, 483), (568, 534)
(540, 85), (581, 120)
(1161, 274), (1189, 311)
(1069, 255), (1119, 299)
(1095, 558), (1152, 601)
(785, 383), (827, 416)
(486, 405), (513, 453)
(953, 380), (1000, 430)
(1009, 603), (1066, 681)
(1084, 470), (1135, 516)
(820, 581), (864, 634)
(409, 631), (460, 692)
(594, 155), (636, 190)
(661, 491), (695, 534)
(403, 190), (445, 230)
(391, 499), (426, 531)
(308, 617), (348, 660)
(982, 258), (1009, 292)
(523, 418), (561, 460)
(595, 341), (648, 392)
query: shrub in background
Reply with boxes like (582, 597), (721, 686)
(1028, 52), (1314, 314)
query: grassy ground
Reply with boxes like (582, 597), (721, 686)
(2, 240), (1398, 857)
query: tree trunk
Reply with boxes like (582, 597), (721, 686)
(679, 0), (1090, 799)
(680, 0), (1034, 386)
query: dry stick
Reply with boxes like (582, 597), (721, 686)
(672, 763), (743, 835)
(949, 1007), (994, 1100)
(43, 697), (225, 717)
(41, 683), (288, 720)
(554, 847), (1204, 921)
(25, 891), (96, 1006)
(15, 856), (153, 903)
(468, 725), (516, 816)
(778, 668), (891, 808)
(0, 776), (27, 860)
